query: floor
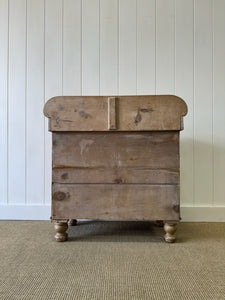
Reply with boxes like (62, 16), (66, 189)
(0, 221), (224, 300)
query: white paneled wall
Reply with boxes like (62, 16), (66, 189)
(0, 0), (225, 221)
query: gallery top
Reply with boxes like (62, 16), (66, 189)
(44, 95), (187, 132)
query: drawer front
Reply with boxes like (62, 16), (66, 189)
(52, 132), (179, 184)
(52, 184), (180, 221)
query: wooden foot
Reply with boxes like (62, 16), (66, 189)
(68, 219), (77, 226)
(164, 223), (177, 243)
(54, 221), (68, 242)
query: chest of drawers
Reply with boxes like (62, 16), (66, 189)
(44, 95), (187, 242)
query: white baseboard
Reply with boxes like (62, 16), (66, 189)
(0, 205), (224, 222)
(0, 204), (51, 220)
(180, 206), (225, 222)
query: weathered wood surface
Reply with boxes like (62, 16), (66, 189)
(108, 97), (117, 130)
(164, 223), (177, 243)
(44, 95), (187, 131)
(43, 95), (187, 241)
(52, 132), (179, 169)
(54, 221), (68, 242)
(52, 168), (179, 184)
(52, 183), (180, 221)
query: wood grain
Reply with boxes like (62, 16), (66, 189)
(52, 168), (179, 184)
(52, 183), (180, 221)
(44, 95), (187, 131)
(164, 223), (177, 243)
(45, 94), (186, 241)
(52, 132), (179, 169)
(108, 97), (117, 130)
(54, 221), (68, 242)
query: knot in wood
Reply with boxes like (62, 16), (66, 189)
(53, 191), (66, 201)
(114, 178), (123, 184)
(172, 203), (180, 213)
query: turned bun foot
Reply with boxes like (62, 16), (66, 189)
(164, 223), (177, 243)
(54, 222), (68, 242)
(68, 219), (77, 226)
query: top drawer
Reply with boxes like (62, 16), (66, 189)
(44, 95), (187, 132)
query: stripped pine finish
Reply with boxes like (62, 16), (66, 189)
(52, 184), (180, 221)
(44, 95), (187, 131)
(52, 132), (179, 169)
(44, 95), (187, 242)
(52, 168), (179, 185)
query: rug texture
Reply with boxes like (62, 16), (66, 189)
(0, 221), (224, 300)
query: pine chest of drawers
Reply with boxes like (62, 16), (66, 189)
(44, 95), (187, 242)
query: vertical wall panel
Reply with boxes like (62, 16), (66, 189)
(100, 0), (118, 95)
(156, 0), (175, 93)
(175, 0), (194, 206)
(63, 0), (81, 95)
(213, 0), (225, 206)
(119, 0), (137, 95)
(1, 0), (225, 219)
(8, 0), (26, 204)
(45, 0), (63, 204)
(0, 0), (8, 204)
(137, 0), (155, 94)
(194, 0), (213, 206)
(26, 0), (45, 204)
(82, 0), (100, 95)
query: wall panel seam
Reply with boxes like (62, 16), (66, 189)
(80, 0), (82, 95)
(212, 0), (214, 206)
(25, 0), (28, 205)
(154, 0), (157, 94)
(62, 0), (64, 95)
(1, 0), (224, 214)
(99, 0), (101, 95)
(44, 0), (46, 204)
(193, 0), (195, 206)
(174, 0), (176, 94)
(7, 0), (10, 204)
(135, 0), (137, 94)
(118, 0), (120, 94)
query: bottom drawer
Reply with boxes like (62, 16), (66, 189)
(52, 184), (180, 221)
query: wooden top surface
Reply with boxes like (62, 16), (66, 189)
(44, 95), (187, 131)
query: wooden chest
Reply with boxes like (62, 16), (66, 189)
(44, 95), (187, 242)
